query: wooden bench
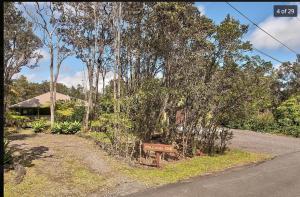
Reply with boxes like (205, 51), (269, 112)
(141, 143), (176, 167)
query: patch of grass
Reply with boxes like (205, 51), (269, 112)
(64, 158), (107, 192)
(113, 149), (271, 186)
(5, 127), (35, 136)
(4, 167), (55, 197)
(86, 131), (112, 144)
(4, 156), (108, 196)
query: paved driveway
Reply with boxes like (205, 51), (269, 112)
(125, 130), (300, 197)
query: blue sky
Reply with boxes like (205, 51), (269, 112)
(17, 2), (300, 88)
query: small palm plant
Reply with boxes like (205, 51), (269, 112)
(4, 138), (12, 164)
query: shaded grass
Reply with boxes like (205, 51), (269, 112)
(111, 149), (271, 186)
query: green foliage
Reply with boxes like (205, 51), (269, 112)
(5, 111), (30, 128)
(88, 132), (113, 144)
(276, 94), (300, 126)
(52, 121), (82, 134)
(249, 112), (276, 132)
(31, 119), (48, 133)
(270, 94), (300, 137)
(97, 95), (114, 114)
(56, 100), (85, 122)
(91, 113), (132, 133)
(127, 79), (168, 140)
(4, 138), (12, 164)
(117, 150), (270, 186)
(229, 95), (300, 138)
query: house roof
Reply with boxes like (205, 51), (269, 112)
(10, 92), (85, 108)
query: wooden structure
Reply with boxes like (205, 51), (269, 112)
(141, 143), (176, 167)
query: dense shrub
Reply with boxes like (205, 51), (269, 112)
(31, 119), (48, 133)
(91, 113), (132, 133)
(196, 127), (233, 155)
(273, 95), (300, 137)
(51, 121), (81, 134)
(89, 113), (138, 157)
(279, 126), (300, 137)
(4, 138), (12, 164)
(5, 111), (30, 128)
(126, 79), (168, 140)
(56, 100), (85, 122)
(246, 111), (277, 132)
(227, 95), (300, 138)
(276, 94), (300, 126)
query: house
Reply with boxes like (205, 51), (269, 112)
(9, 92), (86, 118)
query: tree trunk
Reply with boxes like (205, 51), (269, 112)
(95, 65), (101, 104)
(102, 72), (105, 94)
(84, 61), (94, 131)
(3, 79), (11, 114)
(49, 47), (55, 128)
(117, 2), (122, 113)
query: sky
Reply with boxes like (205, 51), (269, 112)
(16, 2), (300, 89)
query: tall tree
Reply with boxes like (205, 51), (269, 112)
(22, 2), (71, 128)
(4, 2), (42, 111)
(276, 60), (300, 100)
(59, 2), (110, 130)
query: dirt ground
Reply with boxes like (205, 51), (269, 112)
(5, 130), (146, 197)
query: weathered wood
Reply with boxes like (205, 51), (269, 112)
(141, 143), (176, 168)
(142, 143), (176, 153)
(155, 152), (161, 167)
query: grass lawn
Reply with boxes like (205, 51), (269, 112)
(110, 149), (271, 186)
(4, 154), (108, 197)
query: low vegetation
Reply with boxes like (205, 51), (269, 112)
(229, 94), (300, 137)
(52, 121), (82, 134)
(5, 112), (30, 129)
(4, 138), (12, 165)
(3, 3), (299, 195)
(31, 119), (49, 133)
(55, 100), (85, 122)
(4, 156), (108, 196)
(111, 149), (270, 186)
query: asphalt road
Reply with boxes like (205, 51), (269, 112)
(124, 130), (300, 197)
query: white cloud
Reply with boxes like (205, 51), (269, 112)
(58, 70), (115, 92)
(37, 48), (50, 63)
(58, 71), (87, 88)
(249, 16), (300, 50)
(197, 5), (205, 16)
(12, 73), (37, 82)
(27, 48), (49, 66)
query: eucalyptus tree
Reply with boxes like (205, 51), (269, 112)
(58, 2), (111, 130)
(277, 61), (300, 100)
(22, 2), (72, 127)
(4, 2), (42, 111)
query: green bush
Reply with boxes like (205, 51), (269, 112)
(91, 113), (132, 133)
(5, 111), (30, 128)
(275, 126), (300, 138)
(4, 138), (12, 164)
(31, 119), (48, 133)
(55, 100), (85, 122)
(52, 121), (81, 134)
(276, 94), (300, 126)
(231, 111), (278, 132)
